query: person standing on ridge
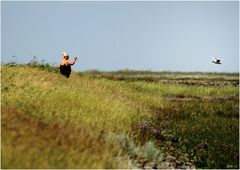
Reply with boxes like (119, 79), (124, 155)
(59, 52), (77, 78)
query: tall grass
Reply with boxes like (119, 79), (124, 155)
(1, 65), (239, 168)
(2, 106), (122, 168)
(85, 70), (239, 168)
(1, 65), (156, 168)
(106, 74), (239, 168)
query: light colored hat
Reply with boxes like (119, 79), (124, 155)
(62, 51), (69, 57)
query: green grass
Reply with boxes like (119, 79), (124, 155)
(1, 65), (239, 168)
(2, 106), (121, 168)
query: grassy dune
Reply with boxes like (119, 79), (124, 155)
(1, 65), (239, 168)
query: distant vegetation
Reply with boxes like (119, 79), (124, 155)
(1, 63), (239, 169)
(83, 69), (239, 86)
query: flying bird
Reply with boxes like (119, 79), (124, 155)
(212, 57), (222, 64)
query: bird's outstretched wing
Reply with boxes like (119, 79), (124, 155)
(212, 57), (222, 64)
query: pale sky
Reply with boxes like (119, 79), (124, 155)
(1, 1), (239, 72)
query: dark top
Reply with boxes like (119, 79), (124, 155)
(59, 65), (71, 78)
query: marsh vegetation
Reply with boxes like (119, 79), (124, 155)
(1, 64), (239, 168)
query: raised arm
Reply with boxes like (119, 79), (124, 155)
(67, 57), (78, 65)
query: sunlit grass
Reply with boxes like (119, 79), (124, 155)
(1, 106), (125, 168)
(1, 66), (152, 168)
(1, 65), (239, 168)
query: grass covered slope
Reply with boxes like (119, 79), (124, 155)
(1, 66), (148, 168)
(1, 65), (239, 169)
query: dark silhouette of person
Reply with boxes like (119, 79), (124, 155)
(59, 52), (77, 78)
